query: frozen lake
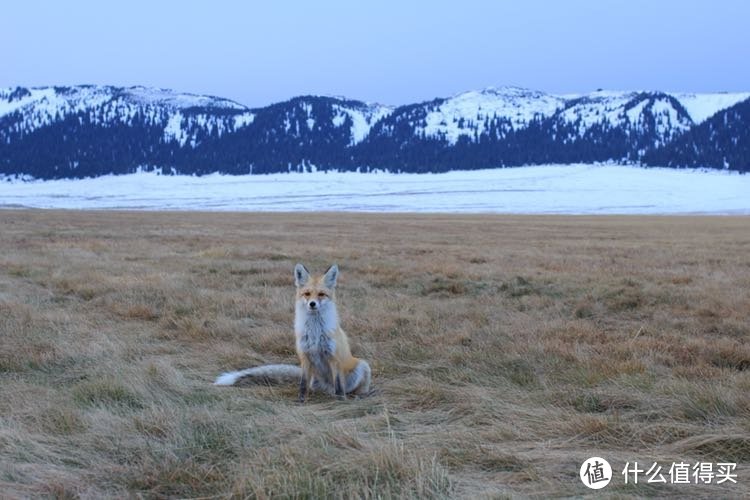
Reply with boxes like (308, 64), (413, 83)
(1, 164), (749, 214)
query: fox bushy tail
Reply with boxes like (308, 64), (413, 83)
(214, 364), (302, 386)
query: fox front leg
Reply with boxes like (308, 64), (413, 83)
(298, 361), (311, 403)
(298, 375), (308, 403)
(331, 364), (345, 400)
(335, 373), (345, 399)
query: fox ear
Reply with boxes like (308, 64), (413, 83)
(323, 264), (339, 289)
(294, 263), (310, 287)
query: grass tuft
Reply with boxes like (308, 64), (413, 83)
(72, 379), (144, 409)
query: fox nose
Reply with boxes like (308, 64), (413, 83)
(309, 300), (318, 309)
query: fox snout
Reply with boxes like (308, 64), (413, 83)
(307, 299), (319, 310)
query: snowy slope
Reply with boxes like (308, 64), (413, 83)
(418, 86), (566, 144)
(557, 90), (638, 130)
(556, 91), (693, 145)
(2, 165), (748, 214)
(0, 85), (255, 146)
(0, 85), (247, 118)
(0, 86), (112, 137)
(670, 91), (750, 123)
(274, 96), (393, 145)
(557, 90), (749, 128)
(644, 97), (750, 170)
(331, 101), (393, 144)
(115, 86), (246, 110)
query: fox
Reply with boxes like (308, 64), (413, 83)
(214, 263), (371, 402)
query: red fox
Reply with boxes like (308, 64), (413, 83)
(215, 263), (371, 402)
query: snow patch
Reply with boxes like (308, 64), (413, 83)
(331, 103), (393, 145)
(332, 113), (346, 127)
(233, 113), (255, 130)
(163, 112), (187, 145)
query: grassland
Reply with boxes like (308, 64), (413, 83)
(0, 210), (748, 498)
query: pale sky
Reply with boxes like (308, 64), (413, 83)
(3, 0), (748, 107)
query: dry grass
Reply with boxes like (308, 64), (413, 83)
(0, 210), (748, 498)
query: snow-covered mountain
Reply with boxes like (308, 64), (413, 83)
(363, 86), (742, 146)
(1, 84), (748, 178)
(0, 85), (393, 150)
(0, 85), (252, 142)
(354, 88), (748, 170)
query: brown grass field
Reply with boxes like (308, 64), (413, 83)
(0, 210), (748, 498)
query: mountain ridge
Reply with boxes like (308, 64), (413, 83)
(1, 84), (748, 179)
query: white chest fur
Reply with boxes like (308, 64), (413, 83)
(295, 301), (339, 384)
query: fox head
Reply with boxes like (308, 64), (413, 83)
(294, 263), (338, 313)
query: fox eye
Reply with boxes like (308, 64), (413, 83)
(303, 291), (311, 297)
(317, 292), (326, 298)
